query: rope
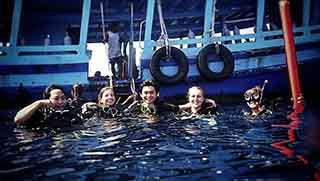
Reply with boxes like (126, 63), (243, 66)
(139, 20), (146, 49)
(100, 2), (106, 41)
(156, 0), (171, 57)
(130, 78), (137, 100)
(100, 2), (114, 82)
(211, 0), (217, 37)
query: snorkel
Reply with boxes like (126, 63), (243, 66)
(244, 80), (268, 116)
(259, 80), (268, 105)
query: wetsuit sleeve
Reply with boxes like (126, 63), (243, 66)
(202, 102), (218, 115)
(23, 109), (45, 128)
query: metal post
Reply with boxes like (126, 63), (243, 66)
(142, 0), (156, 57)
(79, 0), (91, 54)
(256, 0), (265, 42)
(128, 2), (134, 79)
(10, 0), (23, 47)
(100, 2), (106, 41)
(279, 0), (304, 113)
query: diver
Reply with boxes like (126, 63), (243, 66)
(243, 80), (272, 119)
(181, 86), (217, 115)
(125, 80), (216, 117)
(176, 86), (218, 135)
(81, 86), (125, 119)
(14, 84), (82, 129)
(125, 80), (181, 117)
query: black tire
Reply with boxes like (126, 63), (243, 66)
(197, 44), (234, 81)
(150, 46), (188, 84)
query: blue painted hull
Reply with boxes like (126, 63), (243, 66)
(1, 56), (319, 109)
(155, 58), (320, 98)
(139, 42), (320, 97)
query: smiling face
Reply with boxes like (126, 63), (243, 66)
(141, 86), (157, 105)
(188, 87), (205, 111)
(244, 87), (262, 110)
(99, 88), (116, 107)
(49, 89), (67, 110)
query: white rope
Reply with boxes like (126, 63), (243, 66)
(211, 0), (217, 37)
(156, 0), (171, 57)
(100, 2), (106, 41)
(157, 0), (169, 46)
(139, 20), (146, 49)
(100, 2), (114, 81)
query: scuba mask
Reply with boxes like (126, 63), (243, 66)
(244, 87), (262, 103)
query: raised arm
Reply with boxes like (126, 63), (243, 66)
(178, 102), (191, 111)
(81, 102), (99, 114)
(14, 99), (51, 124)
(205, 98), (217, 108)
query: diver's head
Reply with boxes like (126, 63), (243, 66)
(244, 86), (262, 110)
(98, 86), (116, 107)
(43, 85), (67, 110)
(187, 86), (205, 112)
(71, 83), (83, 99)
(140, 80), (159, 105)
(110, 22), (120, 33)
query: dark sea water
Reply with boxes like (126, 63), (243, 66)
(0, 97), (319, 180)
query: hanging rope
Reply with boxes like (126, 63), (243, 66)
(211, 0), (217, 37)
(156, 0), (171, 57)
(100, 2), (115, 83)
(100, 2), (106, 41)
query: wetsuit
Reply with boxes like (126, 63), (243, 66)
(82, 104), (123, 120)
(21, 105), (82, 129)
(183, 102), (217, 115)
(125, 100), (180, 116)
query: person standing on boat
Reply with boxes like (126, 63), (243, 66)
(104, 22), (129, 80)
(14, 85), (81, 129)
(187, 29), (196, 48)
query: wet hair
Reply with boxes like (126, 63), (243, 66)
(43, 84), (65, 99)
(187, 86), (205, 98)
(97, 86), (116, 105)
(140, 80), (159, 94)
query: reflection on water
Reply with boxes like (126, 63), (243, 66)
(0, 101), (319, 180)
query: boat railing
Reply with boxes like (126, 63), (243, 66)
(142, 24), (320, 57)
(0, 45), (89, 65)
(0, 0), (92, 65)
(140, 0), (320, 59)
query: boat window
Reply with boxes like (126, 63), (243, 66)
(18, 0), (83, 46)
